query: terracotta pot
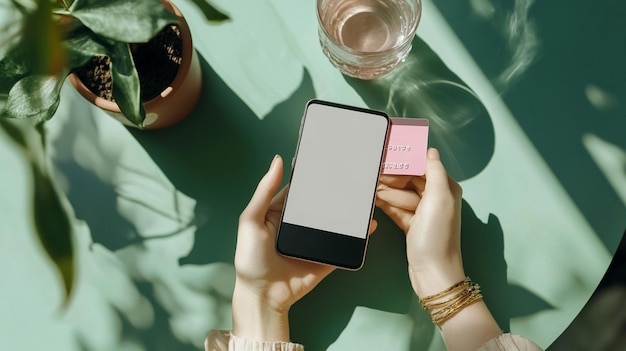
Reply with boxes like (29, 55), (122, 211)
(69, 0), (201, 129)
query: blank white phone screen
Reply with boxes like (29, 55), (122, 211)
(282, 103), (388, 239)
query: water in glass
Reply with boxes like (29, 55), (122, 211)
(317, 0), (420, 79)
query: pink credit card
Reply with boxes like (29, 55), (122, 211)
(382, 118), (429, 175)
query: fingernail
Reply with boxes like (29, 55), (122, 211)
(427, 148), (440, 160)
(269, 154), (280, 170)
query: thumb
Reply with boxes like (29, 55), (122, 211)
(241, 155), (284, 222)
(424, 148), (451, 192)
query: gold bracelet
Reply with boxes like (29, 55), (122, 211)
(419, 277), (484, 326)
(419, 277), (471, 304)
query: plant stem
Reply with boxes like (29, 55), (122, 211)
(56, 0), (70, 11)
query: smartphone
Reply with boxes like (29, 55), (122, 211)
(276, 100), (390, 270)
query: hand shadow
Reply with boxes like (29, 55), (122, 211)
(296, 34), (550, 349)
(460, 199), (553, 334)
(289, 199), (553, 351)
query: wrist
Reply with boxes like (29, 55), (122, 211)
(409, 257), (466, 298)
(231, 282), (291, 342)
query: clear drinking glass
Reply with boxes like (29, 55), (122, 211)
(317, 0), (422, 80)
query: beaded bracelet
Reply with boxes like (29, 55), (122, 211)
(419, 277), (484, 326)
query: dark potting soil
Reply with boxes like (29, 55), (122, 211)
(74, 24), (182, 102)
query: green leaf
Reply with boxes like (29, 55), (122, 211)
(4, 74), (66, 121)
(63, 26), (109, 69)
(12, 0), (65, 75)
(1, 0), (62, 91)
(0, 119), (75, 301)
(32, 159), (75, 301)
(1, 1), (27, 57)
(54, 0), (71, 11)
(8, 0), (29, 16)
(109, 43), (145, 127)
(70, 0), (178, 43)
(189, 0), (229, 22)
(0, 54), (31, 94)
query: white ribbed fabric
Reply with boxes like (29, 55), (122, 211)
(206, 330), (542, 351)
(206, 330), (304, 351)
(478, 333), (543, 351)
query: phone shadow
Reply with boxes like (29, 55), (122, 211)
(343, 35), (494, 182)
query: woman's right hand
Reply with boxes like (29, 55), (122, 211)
(377, 148), (507, 351)
(376, 148), (466, 297)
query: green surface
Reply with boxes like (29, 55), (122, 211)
(1, 0), (624, 350)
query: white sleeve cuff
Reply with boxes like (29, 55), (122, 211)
(478, 333), (543, 351)
(205, 330), (304, 351)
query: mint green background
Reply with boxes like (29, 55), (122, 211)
(1, 0), (624, 350)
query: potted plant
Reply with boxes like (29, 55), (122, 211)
(0, 0), (228, 129)
(0, 0), (228, 299)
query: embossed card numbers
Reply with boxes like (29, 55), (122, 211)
(382, 118), (429, 176)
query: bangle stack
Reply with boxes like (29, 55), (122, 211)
(419, 277), (483, 326)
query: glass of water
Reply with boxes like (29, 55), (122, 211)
(317, 0), (422, 79)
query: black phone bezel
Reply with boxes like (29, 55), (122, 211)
(275, 99), (390, 270)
